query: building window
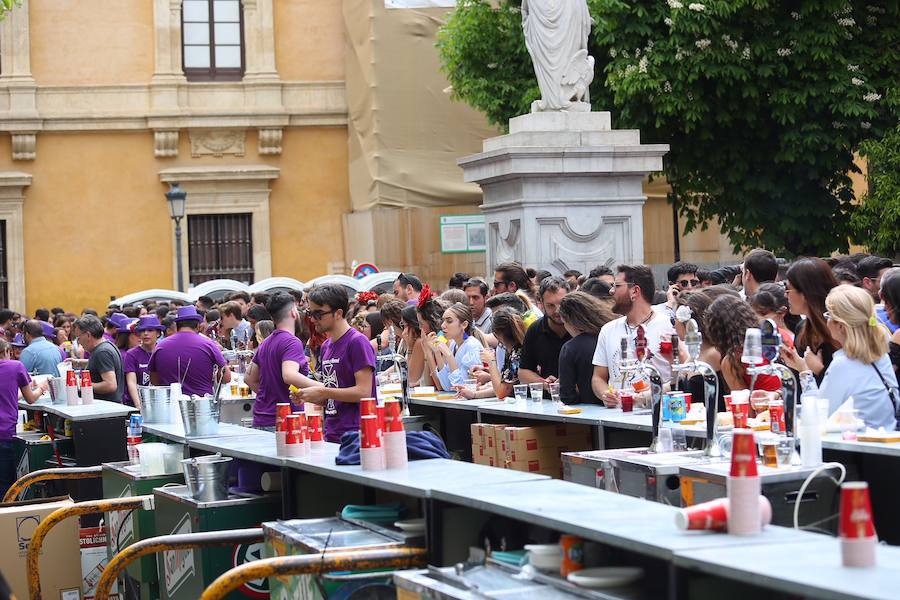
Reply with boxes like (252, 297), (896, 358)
(182, 0), (245, 81)
(188, 213), (254, 285)
(0, 221), (7, 308)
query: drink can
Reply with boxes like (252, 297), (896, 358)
(360, 397), (377, 418)
(360, 415), (380, 448)
(559, 535), (583, 577)
(66, 369), (78, 387)
(662, 393), (672, 421)
(839, 482), (876, 539)
(768, 400), (785, 434)
(729, 429), (758, 477)
(669, 393), (686, 422)
(276, 403), (292, 432)
(384, 398), (404, 433)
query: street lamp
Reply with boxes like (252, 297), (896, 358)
(165, 182), (187, 292)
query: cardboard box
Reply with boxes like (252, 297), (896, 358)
(470, 423), (507, 452)
(0, 496), (82, 600)
(505, 455), (563, 478)
(81, 526), (118, 599)
(471, 444), (498, 467)
(500, 424), (591, 453)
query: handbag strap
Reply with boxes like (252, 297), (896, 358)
(871, 363), (900, 413)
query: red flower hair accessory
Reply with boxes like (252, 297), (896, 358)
(355, 291), (378, 304)
(417, 284), (434, 308)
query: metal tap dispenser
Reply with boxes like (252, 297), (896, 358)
(745, 319), (799, 437)
(619, 327), (665, 452)
(672, 319), (721, 457)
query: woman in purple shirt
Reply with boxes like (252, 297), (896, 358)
(0, 338), (46, 495)
(125, 316), (165, 408)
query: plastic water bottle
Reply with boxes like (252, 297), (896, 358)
(127, 414), (143, 465)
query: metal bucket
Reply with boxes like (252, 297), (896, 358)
(48, 376), (67, 405)
(178, 395), (220, 437)
(137, 386), (174, 424)
(181, 454), (232, 502)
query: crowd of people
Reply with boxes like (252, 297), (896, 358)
(2, 250), (900, 487)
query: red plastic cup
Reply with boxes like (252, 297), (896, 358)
(360, 397), (377, 418)
(659, 337), (673, 357)
(295, 411), (308, 437)
(307, 414), (324, 442)
(682, 393), (693, 405)
(840, 482), (876, 539)
(276, 403), (292, 432)
(676, 496), (772, 531)
(66, 369), (78, 387)
(619, 392), (634, 413)
(732, 401), (750, 429)
(285, 414), (303, 445)
(80, 370), (92, 388)
(360, 414), (380, 449)
(723, 394), (733, 412)
(384, 399), (404, 433)
(376, 404), (385, 434)
(730, 429), (758, 478)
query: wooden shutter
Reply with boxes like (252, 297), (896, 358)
(187, 213), (254, 285)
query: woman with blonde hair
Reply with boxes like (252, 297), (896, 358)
(791, 285), (897, 429)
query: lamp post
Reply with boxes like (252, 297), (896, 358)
(165, 183), (187, 292)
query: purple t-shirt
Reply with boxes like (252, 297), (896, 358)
(124, 346), (153, 407)
(320, 327), (376, 443)
(149, 331), (226, 397)
(251, 329), (309, 427)
(0, 360), (30, 439)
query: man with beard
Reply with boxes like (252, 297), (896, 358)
(518, 276), (573, 396)
(294, 284), (376, 443)
(591, 265), (676, 408)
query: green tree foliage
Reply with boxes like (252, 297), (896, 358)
(437, 0), (900, 256)
(850, 116), (900, 258)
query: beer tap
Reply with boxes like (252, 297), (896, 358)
(672, 319), (721, 457)
(619, 327), (665, 452)
(744, 319), (799, 437)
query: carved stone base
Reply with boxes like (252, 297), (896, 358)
(11, 133), (36, 161)
(154, 130), (179, 158)
(458, 111), (668, 274)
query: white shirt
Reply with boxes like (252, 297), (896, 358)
(592, 310), (675, 389)
(811, 350), (897, 431)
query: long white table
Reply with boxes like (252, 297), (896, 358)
(19, 397), (136, 422)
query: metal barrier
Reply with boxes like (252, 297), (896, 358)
(27, 495), (153, 600)
(3, 465), (103, 503)
(94, 528), (265, 600)
(199, 546), (428, 600)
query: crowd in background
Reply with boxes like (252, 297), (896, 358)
(2, 249), (900, 463)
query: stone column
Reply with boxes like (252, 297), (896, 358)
(0, 0), (40, 160)
(458, 111), (668, 275)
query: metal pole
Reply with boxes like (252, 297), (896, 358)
(3, 465), (103, 503)
(175, 216), (184, 292)
(95, 528), (264, 600)
(199, 547), (427, 600)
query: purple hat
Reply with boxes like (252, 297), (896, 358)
(116, 318), (139, 334)
(11, 333), (26, 348)
(40, 321), (56, 338)
(108, 312), (129, 328)
(174, 305), (203, 323)
(135, 315), (166, 332)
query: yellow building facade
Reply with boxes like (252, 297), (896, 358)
(0, 0), (736, 314)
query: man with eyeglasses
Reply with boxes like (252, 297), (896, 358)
(393, 273), (424, 305)
(653, 261), (701, 321)
(294, 284), (376, 443)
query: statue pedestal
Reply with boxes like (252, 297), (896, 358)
(458, 111), (668, 275)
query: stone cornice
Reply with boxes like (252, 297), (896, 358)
(0, 80), (348, 133)
(158, 164), (280, 183)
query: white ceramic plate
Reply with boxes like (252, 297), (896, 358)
(567, 567), (644, 588)
(394, 518), (426, 533)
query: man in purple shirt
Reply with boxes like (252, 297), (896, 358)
(245, 293), (322, 428)
(0, 338), (46, 495)
(296, 284), (376, 442)
(149, 306), (230, 396)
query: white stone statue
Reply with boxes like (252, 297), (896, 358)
(522, 0), (595, 113)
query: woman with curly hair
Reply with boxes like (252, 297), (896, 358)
(705, 295), (781, 405)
